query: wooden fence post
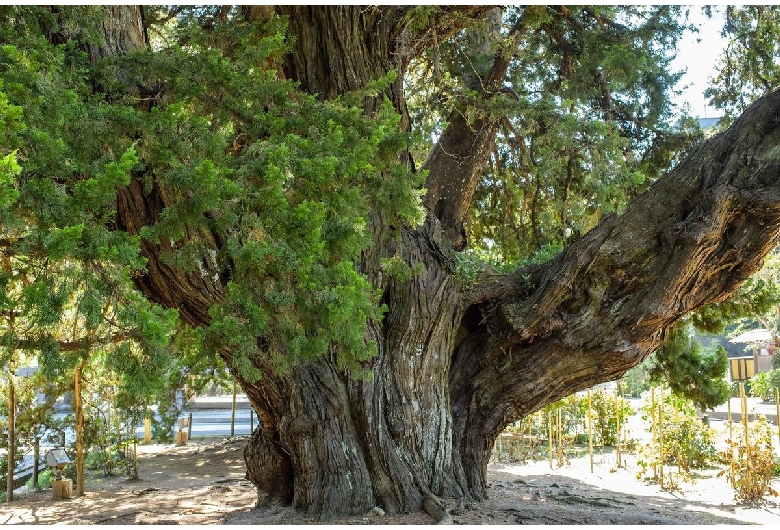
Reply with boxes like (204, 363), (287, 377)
(727, 396), (733, 440)
(658, 387), (664, 487)
(230, 379), (237, 437)
(740, 382), (752, 491)
(615, 390), (622, 468)
(650, 387), (656, 479)
(548, 410), (553, 470)
(144, 418), (151, 444)
(587, 389), (593, 473)
(775, 387), (780, 448)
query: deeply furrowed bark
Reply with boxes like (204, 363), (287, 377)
(87, 4), (780, 518)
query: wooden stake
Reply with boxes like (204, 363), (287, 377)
(144, 417), (151, 444)
(587, 389), (593, 473)
(615, 390), (622, 468)
(32, 437), (39, 490)
(740, 383), (749, 434)
(548, 410), (553, 470)
(728, 396), (733, 440)
(674, 401), (681, 473)
(658, 387), (664, 487)
(651, 387), (657, 480)
(132, 426), (138, 479)
(556, 408), (562, 466)
(775, 387), (780, 448)
(6, 369), (15, 502)
(740, 382), (751, 491)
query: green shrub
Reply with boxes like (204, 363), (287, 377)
(618, 366), (651, 398)
(0, 456), (7, 494)
(636, 389), (717, 482)
(747, 369), (780, 401)
(732, 379), (756, 398)
(589, 389), (632, 446)
(152, 401), (181, 443)
(499, 393), (591, 463)
(748, 372), (771, 401)
(26, 468), (54, 490)
(0, 454), (23, 494)
(85, 449), (122, 476)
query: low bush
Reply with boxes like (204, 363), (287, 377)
(26, 468), (54, 490)
(747, 369), (780, 402)
(636, 389), (717, 485)
(589, 389), (632, 447)
(719, 416), (779, 501)
(85, 449), (123, 476)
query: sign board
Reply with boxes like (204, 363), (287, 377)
(46, 448), (72, 468)
(729, 357), (756, 381)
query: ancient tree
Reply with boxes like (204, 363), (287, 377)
(3, 5), (780, 518)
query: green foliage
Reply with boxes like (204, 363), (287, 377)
(690, 273), (780, 335)
(501, 412), (548, 462)
(151, 400), (181, 444)
(747, 369), (780, 401)
(105, 13), (422, 379)
(705, 6), (780, 119)
(541, 394), (589, 441)
(636, 390), (717, 482)
(646, 322), (730, 410)
(0, 456), (11, 495)
(499, 389), (632, 463)
(380, 256), (424, 284)
(1, 365), (59, 497)
(588, 388), (632, 446)
(27, 468), (54, 490)
(617, 363), (652, 398)
(0, 5), (179, 427)
(406, 6), (693, 265)
(451, 251), (489, 287)
(84, 449), (122, 476)
(499, 394), (592, 464)
(0, 6), (431, 385)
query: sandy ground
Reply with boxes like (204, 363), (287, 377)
(2, 436), (780, 525)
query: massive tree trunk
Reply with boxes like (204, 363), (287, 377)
(93, 5), (780, 519)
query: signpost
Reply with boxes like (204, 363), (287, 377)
(46, 448), (72, 500)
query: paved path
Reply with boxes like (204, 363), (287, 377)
(708, 396), (780, 423)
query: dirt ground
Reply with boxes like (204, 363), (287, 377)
(3, 436), (780, 525)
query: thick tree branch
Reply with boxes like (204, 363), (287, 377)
(451, 89), (780, 465)
(11, 330), (138, 352)
(276, 6), (494, 100)
(422, 8), (538, 250)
